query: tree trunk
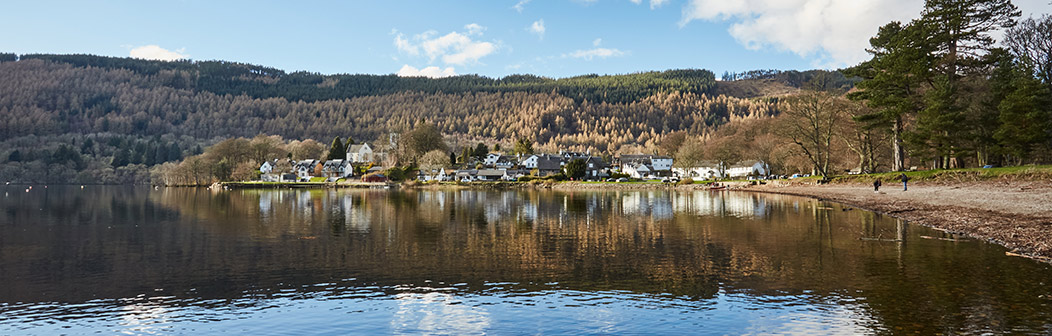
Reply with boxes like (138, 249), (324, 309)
(892, 116), (905, 171)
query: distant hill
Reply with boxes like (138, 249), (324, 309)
(0, 53), (847, 183)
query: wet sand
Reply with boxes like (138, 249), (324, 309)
(748, 181), (1052, 262)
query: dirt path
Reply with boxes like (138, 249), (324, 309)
(746, 181), (1052, 262)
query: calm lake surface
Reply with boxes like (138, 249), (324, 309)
(1, 186), (1050, 335)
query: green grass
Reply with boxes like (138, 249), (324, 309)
(830, 165), (1052, 183)
(309, 177), (327, 182)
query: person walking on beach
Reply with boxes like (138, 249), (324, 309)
(899, 173), (909, 191)
(873, 179), (881, 192)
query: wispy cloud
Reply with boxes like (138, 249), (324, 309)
(513, 0), (531, 13)
(129, 45), (188, 61)
(464, 23), (485, 36)
(630, 0), (667, 9)
(393, 25), (498, 65)
(528, 20), (546, 40)
(396, 64), (456, 78)
(565, 47), (626, 60)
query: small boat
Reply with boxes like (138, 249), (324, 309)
(708, 186), (726, 190)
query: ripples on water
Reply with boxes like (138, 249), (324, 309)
(0, 186), (1050, 334)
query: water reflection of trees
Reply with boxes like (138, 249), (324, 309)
(1, 187), (1050, 334)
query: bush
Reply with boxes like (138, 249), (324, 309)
(517, 176), (538, 182)
(677, 178), (695, 185)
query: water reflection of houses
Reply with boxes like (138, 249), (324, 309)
(621, 191), (675, 221)
(670, 192), (768, 219)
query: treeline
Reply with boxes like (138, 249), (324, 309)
(0, 60), (774, 153)
(847, 4), (1051, 170)
(720, 69), (858, 91)
(15, 54), (716, 104)
(0, 133), (199, 184)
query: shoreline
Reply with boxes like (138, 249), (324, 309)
(200, 179), (1052, 263)
(742, 182), (1052, 264)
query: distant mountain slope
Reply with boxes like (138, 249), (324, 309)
(14, 54), (718, 104)
(0, 55), (781, 151)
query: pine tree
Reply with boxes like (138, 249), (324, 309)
(326, 136), (345, 160)
(847, 21), (934, 171)
(111, 149), (130, 167)
(914, 0), (1020, 168)
(994, 64), (1052, 164)
(473, 143), (488, 159)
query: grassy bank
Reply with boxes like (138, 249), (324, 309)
(827, 165), (1052, 184)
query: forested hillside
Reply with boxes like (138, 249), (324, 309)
(0, 54), (784, 183)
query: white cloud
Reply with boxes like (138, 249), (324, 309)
(529, 20), (546, 39)
(593, 38), (602, 47)
(129, 45), (188, 61)
(464, 23), (485, 36)
(631, 0), (668, 9)
(565, 47), (626, 60)
(397, 64), (457, 78)
(394, 34), (419, 56)
(513, 0), (532, 13)
(680, 0), (924, 68)
(394, 26), (498, 66)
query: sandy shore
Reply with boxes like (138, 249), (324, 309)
(746, 181), (1052, 262)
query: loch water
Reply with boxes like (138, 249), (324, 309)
(1, 186), (1050, 334)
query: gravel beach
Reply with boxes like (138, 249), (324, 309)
(747, 181), (1052, 262)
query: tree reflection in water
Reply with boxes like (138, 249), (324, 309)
(0, 186), (1050, 334)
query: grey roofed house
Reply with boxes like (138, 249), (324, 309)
(477, 169), (505, 181)
(321, 159), (350, 177)
(294, 160), (319, 171)
(536, 155), (563, 169)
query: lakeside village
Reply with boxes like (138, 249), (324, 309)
(256, 140), (768, 184)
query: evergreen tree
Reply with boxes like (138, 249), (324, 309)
(994, 65), (1052, 164)
(473, 143), (488, 159)
(111, 149), (130, 167)
(7, 150), (21, 162)
(847, 21), (934, 171)
(913, 0), (1020, 168)
(449, 152), (457, 165)
(167, 143), (183, 162)
(326, 136), (345, 160)
(344, 137), (356, 149)
(563, 159), (587, 180)
(154, 143), (169, 164)
(80, 138), (95, 155)
(460, 147), (474, 164)
(513, 138), (535, 155)
(143, 144), (157, 165)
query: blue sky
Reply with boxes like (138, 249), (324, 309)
(2, 0), (1049, 78)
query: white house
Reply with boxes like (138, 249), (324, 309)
(259, 160), (277, 174)
(521, 155), (540, 169)
(725, 160), (767, 178)
(346, 143), (374, 163)
(321, 160), (351, 179)
(483, 153), (502, 166)
(618, 155), (673, 177)
(294, 160), (320, 181)
(673, 160), (722, 179)
(650, 156), (673, 171)
(622, 163), (653, 179)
